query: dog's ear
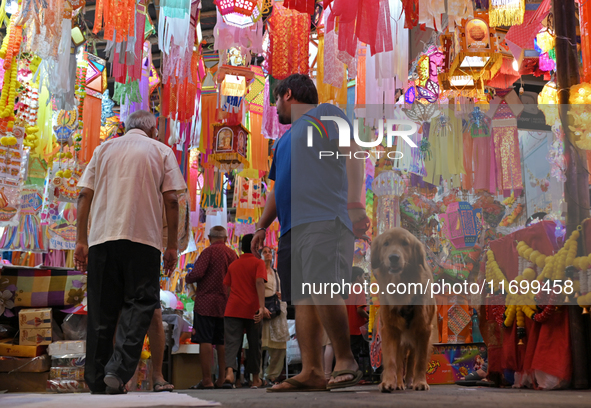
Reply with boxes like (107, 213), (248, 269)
(412, 236), (428, 269)
(370, 234), (382, 270)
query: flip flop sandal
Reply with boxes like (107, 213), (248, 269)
(476, 380), (497, 387)
(327, 370), (364, 390)
(221, 380), (235, 389)
(266, 378), (329, 393)
(189, 381), (213, 390)
(154, 381), (174, 392)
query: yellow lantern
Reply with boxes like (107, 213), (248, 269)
(567, 82), (591, 149)
(538, 80), (559, 126)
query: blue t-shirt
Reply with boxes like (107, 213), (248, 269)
(268, 104), (353, 235)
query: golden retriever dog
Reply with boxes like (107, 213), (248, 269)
(371, 227), (436, 392)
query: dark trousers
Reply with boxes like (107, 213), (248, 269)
(224, 317), (262, 376)
(350, 335), (365, 364)
(85, 240), (161, 393)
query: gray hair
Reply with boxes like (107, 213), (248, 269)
(126, 110), (157, 134)
(209, 226), (227, 238)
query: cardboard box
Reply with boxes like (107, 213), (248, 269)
(20, 328), (52, 346)
(51, 354), (85, 367)
(426, 342), (487, 385)
(172, 353), (202, 389)
(0, 354), (51, 373)
(0, 371), (50, 392)
(0, 339), (48, 357)
(19, 308), (52, 329)
(46, 379), (90, 393)
(50, 366), (85, 381)
(48, 340), (86, 356)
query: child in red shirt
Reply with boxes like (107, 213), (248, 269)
(222, 234), (267, 388)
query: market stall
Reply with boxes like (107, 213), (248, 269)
(0, 0), (590, 394)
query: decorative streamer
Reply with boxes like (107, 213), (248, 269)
(489, 0), (525, 27)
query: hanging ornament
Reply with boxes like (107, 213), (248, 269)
(538, 79), (559, 126)
(489, 0), (525, 27)
(371, 171), (405, 236)
(101, 90), (116, 125)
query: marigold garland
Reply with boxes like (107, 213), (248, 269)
(486, 227), (585, 342)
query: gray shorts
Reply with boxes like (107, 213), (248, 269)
(283, 218), (354, 303)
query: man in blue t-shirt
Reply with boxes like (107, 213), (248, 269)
(251, 74), (370, 392)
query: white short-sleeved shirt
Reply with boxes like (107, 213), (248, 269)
(78, 129), (187, 251)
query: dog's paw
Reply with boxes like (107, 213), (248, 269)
(379, 377), (397, 393)
(395, 380), (406, 391)
(412, 380), (430, 391)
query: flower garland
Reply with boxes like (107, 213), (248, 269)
(500, 193), (523, 227)
(0, 57), (18, 126)
(485, 227), (583, 343)
(73, 61), (86, 155)
(0, 19), (23, 71)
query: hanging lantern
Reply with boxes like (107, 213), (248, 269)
(538, 79), (559, 126)
(438, 14), (505, 97)
(440, 202), (483, 249)
(371, 171), (405, 236)
(221, 75), (247, 97)
(85, 53), (107, 94)
(489, 0), (525, 27)
(216, 0), (262, 28)
(403, 100), (439, 124)
(209, 123), (250, 170)
(568, 82), (591, 150)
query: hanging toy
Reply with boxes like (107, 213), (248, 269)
(54, 110), (78, 146)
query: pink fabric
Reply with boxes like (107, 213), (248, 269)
(506, 10), (549, 49)
(323, 8), (345, 88)
(262, 81), (291, 140)
(213, 10), (263, 55)
(472, 135), (497, 193)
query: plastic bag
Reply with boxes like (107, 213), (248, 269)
(269, 301), (289, 343)
(285, 320), (301, 365)
(61, 314), (87, 340)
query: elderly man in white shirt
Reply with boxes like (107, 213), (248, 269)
(75, 110), (187, 394)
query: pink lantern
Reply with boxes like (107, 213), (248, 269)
(440, 202), (483, 249)
(216, 0), (261, 28)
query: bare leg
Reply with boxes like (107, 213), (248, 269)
(147, 309), (173, 391)
(323, 344), (334, 380)
(199, 343), (215, 387)
(215, 345), (226, 387)
(269, 299), (326, 390)
(312, 294), (358, 386)
(225, 366), (234, 384)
